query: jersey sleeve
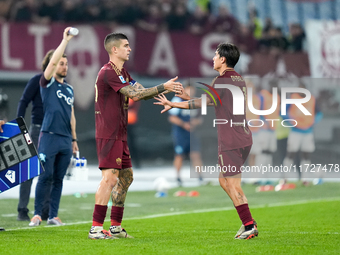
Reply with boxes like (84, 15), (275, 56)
(105, 69), (129, 92)
(168, 97), (181, 116)
(126, 72), (137, 86)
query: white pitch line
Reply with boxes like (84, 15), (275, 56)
(4, 197), (340, 232)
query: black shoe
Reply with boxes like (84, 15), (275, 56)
(17, 208), (30, 221)
(41, 212), (49, 221)
(0, 227), (5, 231)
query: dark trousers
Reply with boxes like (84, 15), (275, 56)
(17, 124), (49, 214)
(34, 132), (72, 219)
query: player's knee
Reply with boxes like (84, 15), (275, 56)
(102, 175), (118, 189)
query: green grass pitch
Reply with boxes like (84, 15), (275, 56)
(0, 182), (340, 254)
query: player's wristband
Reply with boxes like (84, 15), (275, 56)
(72, 138), (78, 142)
(156, 84), (165, 93)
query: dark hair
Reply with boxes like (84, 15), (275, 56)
(216, 43), (240, 68)
(104, 33), (129, 54)
(41, 50), (67, 71)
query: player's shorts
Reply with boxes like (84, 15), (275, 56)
(173, 132), (200, 155)
(96, 139), (132, 170)
(218, 145), (252, 177)
(287, 131), (315, 153)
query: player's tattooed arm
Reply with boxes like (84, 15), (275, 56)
(119, 85), (163, 101)
(120, 79), (182, 101)
(121, 76), (183, 101)
(188, 100), (196, 109)
(188, 98), (207, 109)
(134, 82), (171, 99)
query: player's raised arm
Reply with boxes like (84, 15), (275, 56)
(43, 27), (74, 81)
(119, 76), (183, 101)
(0, 120), (5, 133)
(70, 107), (79, 154)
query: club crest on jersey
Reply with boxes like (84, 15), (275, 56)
(119, 76), (126, 84)
(116, 158), (122, 165)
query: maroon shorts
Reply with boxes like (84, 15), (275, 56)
(96, 139), (132, 170)
(218, 145), (251, 177)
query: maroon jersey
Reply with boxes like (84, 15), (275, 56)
(95, 61), (135, 140)
(209, 69), (252, 151)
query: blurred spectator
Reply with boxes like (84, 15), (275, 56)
(10, 0), (40, 22)
(259, 27), (289, 55)
(234, 24), (258, 54)
(289, 23), (305, 52)
(211, 5), (239, 34)
(100, 0), (118, 23)
(195, 0), (211, 13)
(80, 0), (105, 23)
(38, 0), (63, 23)
(116, 0), (143, 26)
(0, 0), (14, 22)
(158, 0), (172, 17)
(263, 17), (274, 34)
(187, 6), (209, 35)
(61, 0), (83, 22)
(258, 29), (270, 53)
(269, 27), (289, 54)
(137, 3), (165, 32)
(248, 8), (262, 39)
(166, 3), (189, 31)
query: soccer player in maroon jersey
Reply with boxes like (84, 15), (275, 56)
(88, 33), (183, 239)
(155, 43), (258, 240)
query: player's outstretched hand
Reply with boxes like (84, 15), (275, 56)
(175, 86), (190, 101)
(0, 120), (5, 133)
(154, 94), (173, 114)
(163, 76), (183, 94)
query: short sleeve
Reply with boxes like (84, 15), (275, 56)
(126, 72), (137, 86)
(105, 69), (129, 92)
(168, 97), (181, 115)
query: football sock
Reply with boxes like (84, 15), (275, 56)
(92, 204), (107, 226)
(111, 206), (124, 226)
(235, 203), (253, 228)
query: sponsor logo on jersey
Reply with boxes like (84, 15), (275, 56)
(56, 90), (74, 105)
(119, 76), (126, 84)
